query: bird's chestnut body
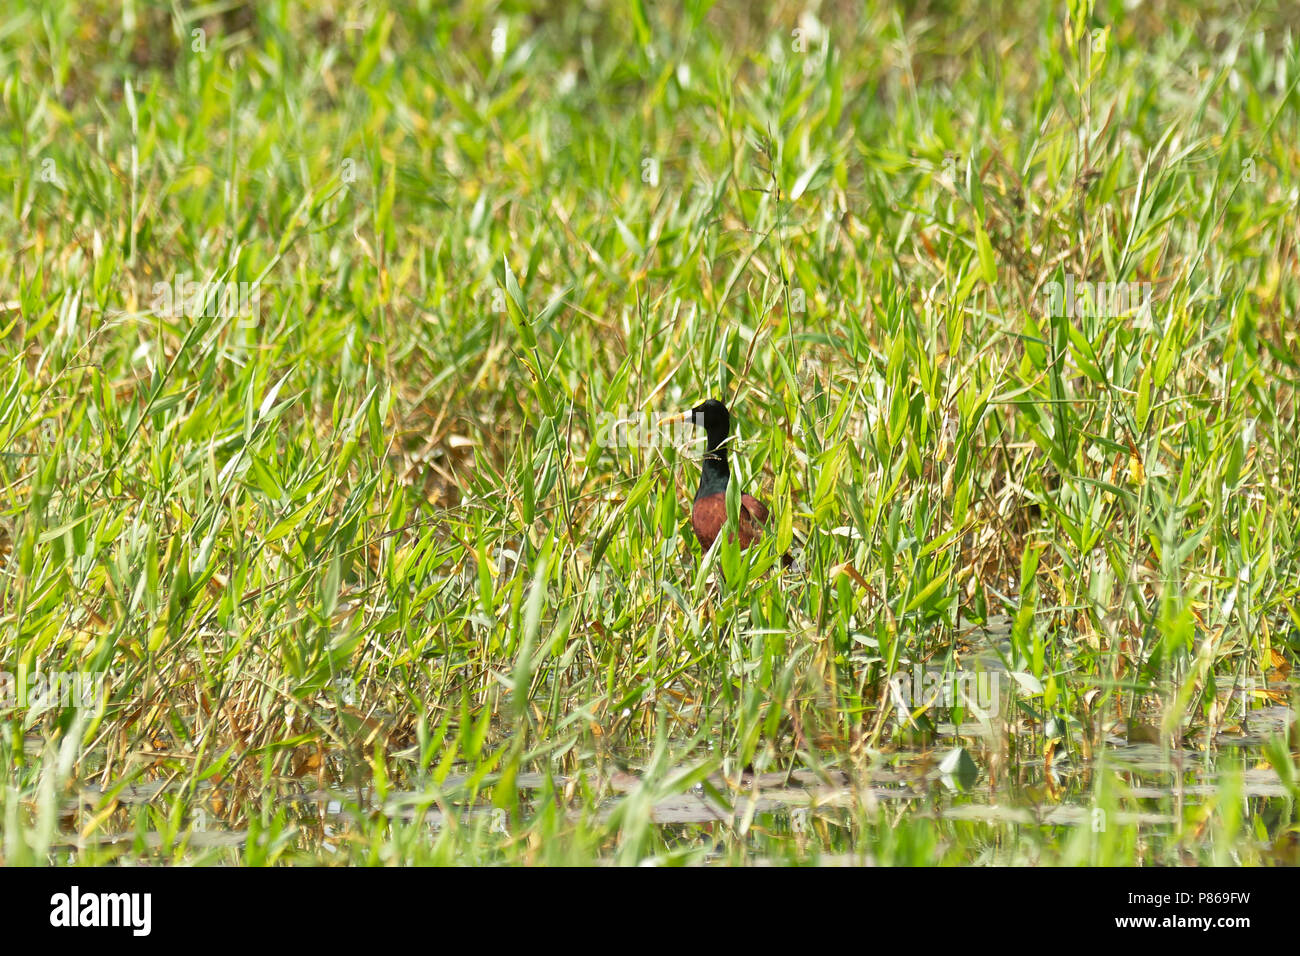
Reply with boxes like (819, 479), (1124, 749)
(673, 399), (785, 560)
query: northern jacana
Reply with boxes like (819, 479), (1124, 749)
(666, 398), (784, 560)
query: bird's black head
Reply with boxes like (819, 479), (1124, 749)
(688, 399), (730, 445)
(680, 399), (732, 499)
(682, 399), (733, 499)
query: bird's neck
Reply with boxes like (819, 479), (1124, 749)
(695, 429), (731, 500)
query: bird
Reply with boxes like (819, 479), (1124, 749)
(665, 398), (786, 560)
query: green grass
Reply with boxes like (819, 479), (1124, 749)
(1, 0), (1298, 865)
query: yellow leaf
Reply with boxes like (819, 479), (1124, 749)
(1129, 453), (1146, 486)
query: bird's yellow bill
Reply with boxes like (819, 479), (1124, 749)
(659, 411), (693, 426)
